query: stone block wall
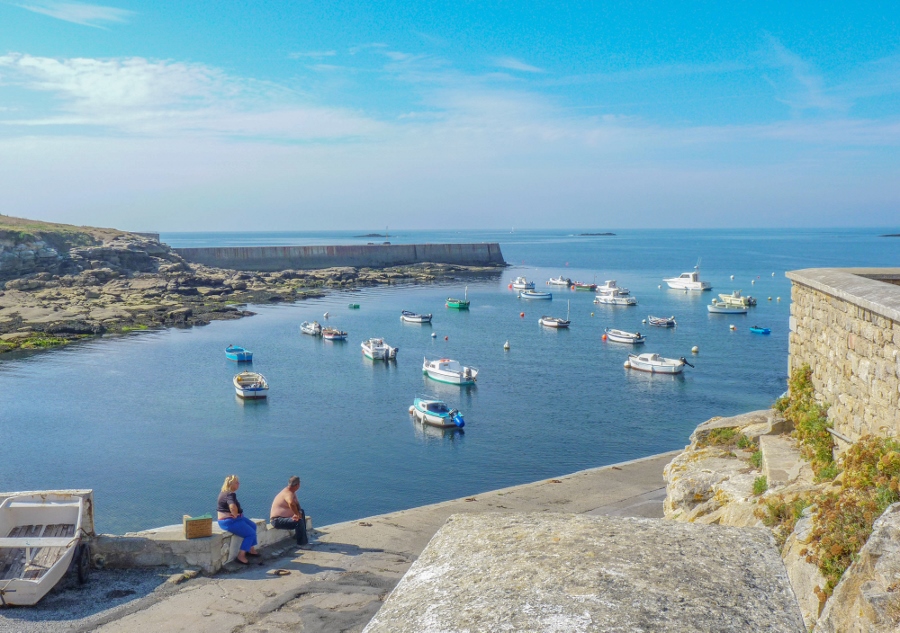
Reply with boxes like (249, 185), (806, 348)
(787, 268), (900, 441)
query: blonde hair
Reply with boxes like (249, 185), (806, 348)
(221, 475), (239, 492)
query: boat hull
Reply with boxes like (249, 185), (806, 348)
(625, 355), (684, 374)
(225, 347), (252, 362)
(411, 399), (465, 428)
(605, 329), (645, 344)
(446, 300), (469, 310)
(0, 493), (84, 606)
(401, 312), (432, 323)
(707, 304), (748, 314)
(519, 291), (552, 300)
(664, 280), (711, 291)
(233, 372), (268, 398)
(648, 316), (676, 327)
(594, 295), (637, 306)
(539, 317), (570, 328)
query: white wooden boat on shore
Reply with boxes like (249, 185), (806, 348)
(233, 372), (269, 398)
(0, 492), (87, 606)
(605, 328), (645, 344)
(664, 261), (712, 291)
(401, 310), (432, 324)
(624, 353), (693, 374)
(597, 280), (629, 295)
(511, 276), (535, 290)
(361, 338), (398, 360)
(707, 300), (748, 314)
(594, 293), (636, 306)
(423, 357), (478, 385)
(300, 321), (322, 336)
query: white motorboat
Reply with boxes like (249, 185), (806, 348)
(624, 353), (693, 374)
(664, 260), (712, 291)
(648, 315), (676, 327)
(547, 275), (572, 286)
(718, 290), (756, 307)
(410, 397), (465, 428)
(539, 301), (570, 328)
(322, 327), (348, 341)
(519, 290), (552, 300)
(361, 337), (398, 360)
(594, 293), (637, 306)
(300, 321), (322, 336)
(401, 310), (432, 324)
(423, 357), (478, 385)
(605, 328), (645, 344)
(597, 280), (629, 295)
(707, 300), (748, 314)
(511, 276), (535, 290)
(0, 492), (87, 606)
(234, 371), (269, 398)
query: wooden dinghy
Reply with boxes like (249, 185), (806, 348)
(0, 492), (87, 606)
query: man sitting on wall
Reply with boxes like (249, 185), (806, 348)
(270, 476), (309, 546)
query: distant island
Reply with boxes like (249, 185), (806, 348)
(355, 233), (388, 238)
(579, 232), (616, 236)
(880, 234), (900, 237)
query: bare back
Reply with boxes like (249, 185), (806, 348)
(270, 487), (298, 519)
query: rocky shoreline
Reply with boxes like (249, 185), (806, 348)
(0, 217), (504, 354)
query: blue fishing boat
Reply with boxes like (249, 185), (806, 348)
(225, 345), (253, 362)
(409, 397), (465, 428)
(749, 326), (771, 335)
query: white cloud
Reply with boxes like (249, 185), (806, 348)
(491, 57), (545, 74)
(13, 1), (133, 27)
(288, 50), (337, 59)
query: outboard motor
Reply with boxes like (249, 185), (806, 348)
(449, 409), (465, 428)
(680, 356), (695, 368)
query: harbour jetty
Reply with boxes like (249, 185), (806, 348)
(173, 242), (506, 271)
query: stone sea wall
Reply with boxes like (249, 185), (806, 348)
(787, 268), (900, 441)
(174, 242), (506, 271)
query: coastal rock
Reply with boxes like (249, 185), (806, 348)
(663, 448), (756, 523)
(814, 502), (900, 633)
(783, 507), (828, 630)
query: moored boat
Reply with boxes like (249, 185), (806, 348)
(0, 492), (87, 606)
(225, 345), (253, 362)
(401, 310), (432, 324)
(300, 321), (322, 336)
(409, 397), (465, 428)
(322, 327), (348, 341)
(648, 315), (676, 327)
(423, 357), (478, 385)
(664, 260), (712, 291)
(707, 300), (748, 314)
(593, 293), (636, 306)
(539, 301), (570, 328)
(605, 328), (645, 344)
(597, 280), (629, 295)
(519, 290), (552, 300)
(572, 282), (596, 291)
(750, 325), (771, 335)
(361, 337), (398, 360)
(624, 353), (693, 374)
(446, 286), (470, 310)
(718, 290), (756, 307)
(547, 275), (572, 286)
(511, 276), (535, 290)
(233, 372), (269, 398)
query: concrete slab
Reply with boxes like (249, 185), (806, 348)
(364, 513), (806, 633)
(761, 435), (814, 487)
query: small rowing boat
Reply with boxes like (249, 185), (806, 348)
(648, 315), (676, 327)
(605, 328), (645, 344)
(624, 353), (693, 374)
(707, 300), (748, 314)
(401, 310), (432, 323)
(233, 372), (268, 398)
(446, 286), (470, 310)
(519, 290), (552, 300)
(225, 345), (252, 362)
(572, 282), (596, 291)
(750, 326), (771, 335)
(322, 327), (348, 341)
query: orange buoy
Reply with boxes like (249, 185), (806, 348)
(520, 312), (524, 318)
(602, 334), (607, 341)
(508, 284), (512, 289)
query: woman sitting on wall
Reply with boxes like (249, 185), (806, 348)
(217, 474), (259, 564)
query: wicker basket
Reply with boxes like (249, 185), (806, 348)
(183, 514), (213, 539)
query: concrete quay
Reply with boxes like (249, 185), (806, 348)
(0, 451), (678, 633)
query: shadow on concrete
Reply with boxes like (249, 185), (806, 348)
(306, 542), (385, 557)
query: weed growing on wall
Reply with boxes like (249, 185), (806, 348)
(775, 364), (834, 480)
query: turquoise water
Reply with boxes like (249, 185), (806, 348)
(0, 229), (897, 533)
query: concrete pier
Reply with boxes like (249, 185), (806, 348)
(174, 242), (506, 271)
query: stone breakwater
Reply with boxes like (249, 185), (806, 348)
(0, 223), (504, 354)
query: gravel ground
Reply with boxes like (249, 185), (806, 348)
(0, 567), (175, 633)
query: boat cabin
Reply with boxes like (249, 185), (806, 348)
(425, 401), (451, 414)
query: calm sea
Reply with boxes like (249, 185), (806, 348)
(1, 228), (897, 533)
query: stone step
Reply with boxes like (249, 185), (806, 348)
(760, 435), (813, 487)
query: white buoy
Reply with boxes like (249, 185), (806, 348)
(768, 297), (772, 301)
(777, 297), (781, 301)
(503, 340), (510, 350)
(658, 284), (662, 289)
(730, 275), (734, 280)
(751, 280), (755, 285)
(691, 346), (699, 354)
(324, 312), (329, 318)
(642, 319), (647, 324)
(431, 332), (437, 338)
(772, 272), (775, 277)
(623, 360), (631, 368)
(408, 406), (415, 413)
(590, 312), (594, 317)
(729, 324), (736, 330)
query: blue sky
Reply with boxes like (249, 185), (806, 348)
(0, 1), (898, 230)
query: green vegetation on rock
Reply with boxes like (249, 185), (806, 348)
(776, 364), (834, 479)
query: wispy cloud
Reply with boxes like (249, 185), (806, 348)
(288, 50), (337, 60)
(491, 57), (545, 73)
(12, 1), (133, 28)
(764, 37), (844, 112)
